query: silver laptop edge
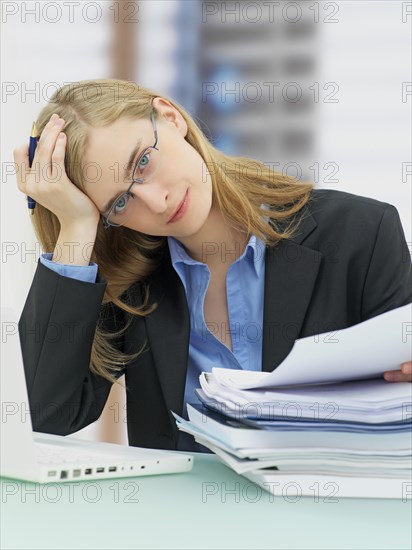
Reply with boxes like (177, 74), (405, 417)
(1, 306), (193, 483)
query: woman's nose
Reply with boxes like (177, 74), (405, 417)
(137, 182), (169, 215)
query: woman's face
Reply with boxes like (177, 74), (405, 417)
(82, 98), (213, 239)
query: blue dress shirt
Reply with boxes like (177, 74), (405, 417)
(39, 234), (266, 452)
(40, 253), (98, 283)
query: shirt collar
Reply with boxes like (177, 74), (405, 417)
(167, 234), (265, 278)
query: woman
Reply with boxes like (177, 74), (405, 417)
(14, 79), (412, 452)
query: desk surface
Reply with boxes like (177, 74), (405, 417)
(1, 453), (411, 550)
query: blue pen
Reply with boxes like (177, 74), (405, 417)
(27, 121), (39, 215)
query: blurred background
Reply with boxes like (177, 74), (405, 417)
(1, 0), (411, 445)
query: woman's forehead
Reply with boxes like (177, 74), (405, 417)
(86, 116), (150, 154)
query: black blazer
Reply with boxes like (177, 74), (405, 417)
(19, 189), (412, 450)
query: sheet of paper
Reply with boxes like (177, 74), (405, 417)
(185, 402), (412, 451)
(212, 303), (412, 390)
(173, 411), (411, 475)
(199, 374), (412, 422)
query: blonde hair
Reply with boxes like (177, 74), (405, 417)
(31, 79), (314, 384)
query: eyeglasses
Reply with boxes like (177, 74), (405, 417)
(102, 108), (160, 229)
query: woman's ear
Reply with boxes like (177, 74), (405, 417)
(152, 97), (188, 137)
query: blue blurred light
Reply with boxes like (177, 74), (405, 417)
(213, 134), (237, 155)
(209, 65), (242, 114)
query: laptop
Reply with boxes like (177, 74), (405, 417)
(0, 306), (193, 483)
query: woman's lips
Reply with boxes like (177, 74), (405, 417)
(167, 189), (189, 223)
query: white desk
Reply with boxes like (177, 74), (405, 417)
(1, 453), (411, 549)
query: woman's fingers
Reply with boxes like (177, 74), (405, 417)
(383, 362), (412, 382)
(51, 132), (66, 166)
(401, 361), (412, 374)
(48, 132), (67, 183)
(13, 113), (64, 195)
(36, 116), (66, 161)
(14, 114), (100, 227)
(37, 113), (59, 145)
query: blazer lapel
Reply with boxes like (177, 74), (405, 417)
(144, 246), (190, 418)
(261, 208), (322, 372)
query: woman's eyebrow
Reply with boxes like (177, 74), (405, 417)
(102, 137), (143, 213)
(123, 137), (143, 181)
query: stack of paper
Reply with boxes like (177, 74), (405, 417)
(173, 303), (412, 496)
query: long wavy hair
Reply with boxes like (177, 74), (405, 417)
(31, 79), (315, 385)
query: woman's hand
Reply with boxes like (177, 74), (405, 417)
(383, 362), (412, 382)
(14, 113), (100, 229)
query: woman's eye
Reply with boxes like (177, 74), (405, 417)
(136, 153), (150, 174)
(114, 194), (129, 214)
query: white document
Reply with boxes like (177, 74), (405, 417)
(212, 303), (412, 390)
(243, 470), (412, 499)
(174, 412), (411, 476)
(199, 374), (412, 422)
(182, 403), (412, 452)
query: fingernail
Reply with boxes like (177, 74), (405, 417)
(402, 363), (412, 374)
(51, 113), (59, 121)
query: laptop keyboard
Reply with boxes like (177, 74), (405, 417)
(34, 442), (113, 465)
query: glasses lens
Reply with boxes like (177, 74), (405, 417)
(132, 146), (160, 183)
(106, 192), (134, 227)
(105, 145), (160, 228)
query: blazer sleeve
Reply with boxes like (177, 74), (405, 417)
(361, 203), (412, 320)
(18, 260), (125, 436)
